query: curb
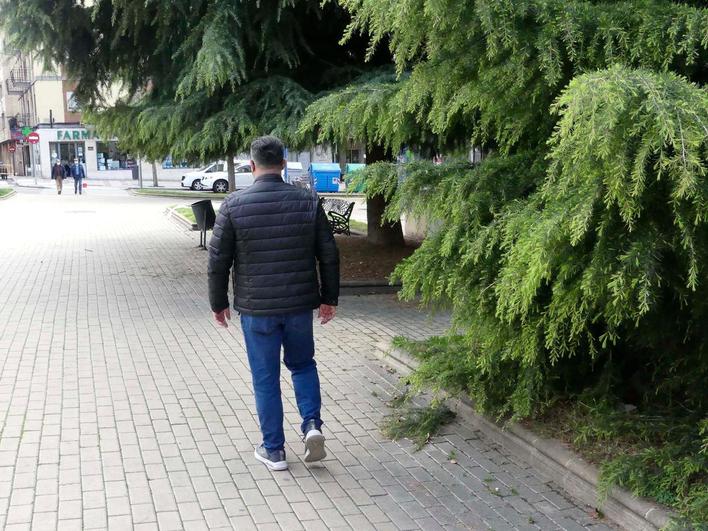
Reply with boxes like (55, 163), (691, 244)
(13, 181), (51, 189)
(341, 280), (401, 295)
(131, 189), (224, 200)
(164, 207), (198, 231)
(0, 189), (17, 200)
(374, 342), (675, 531)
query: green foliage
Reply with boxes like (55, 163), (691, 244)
(88, 76), (314, 161)
(392, 335), (528, 417)
(381, 398), (456, 450)
(598, 432), (707, 527)
(565, 399), (707, 527)
(387, 68), (708, 420)
(381, 66), (708, 522)
(298, 70), (418, 151)
(305, 0), (708, 152)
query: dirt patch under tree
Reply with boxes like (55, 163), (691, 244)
(336, 234), (417, 281)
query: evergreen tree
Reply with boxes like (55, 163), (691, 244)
(301, 0), (708, 404)
(0, 0), (384, 191)
(300, 2), (708, 520)
(302, 0), (708, 415)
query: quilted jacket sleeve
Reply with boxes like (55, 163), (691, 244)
(315, 201), (340, 306)
(208, 200), (236, 312)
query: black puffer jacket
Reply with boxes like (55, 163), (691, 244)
(208, 174), (339, 315)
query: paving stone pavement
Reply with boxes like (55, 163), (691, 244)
(0, 190), (615, 530)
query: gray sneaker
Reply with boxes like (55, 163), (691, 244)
(254, 445), (288, 471)
(303, 420), (326, 463)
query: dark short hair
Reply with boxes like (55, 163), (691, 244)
(250, 135), (285, 167)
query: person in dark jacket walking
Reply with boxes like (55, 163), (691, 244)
(208, 135), (339, 471)
(51, 160), (65, 194)
(70, 158), (86, 194)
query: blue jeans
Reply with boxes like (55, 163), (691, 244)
(240, 310), (322, 451)
(74, 178), (83, 194)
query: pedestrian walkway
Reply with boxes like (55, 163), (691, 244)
(13, 178), (164, 189)
(0, 191), (613, 530)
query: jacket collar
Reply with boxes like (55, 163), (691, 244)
(254, 173), (283, 183)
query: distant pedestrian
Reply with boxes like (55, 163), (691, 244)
(70, 158), (85, 194)
(208, 135), (339, 471)
(51, 160), (65, 194)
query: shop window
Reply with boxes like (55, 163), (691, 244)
(50, 142), (85, 165)
(96, 141), (134, 170)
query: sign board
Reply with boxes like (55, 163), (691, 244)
(56, 129), (100, 141)
(27, 132), (40, 144)
(8, 145), (16, 153)
(21, 126), (32, 136)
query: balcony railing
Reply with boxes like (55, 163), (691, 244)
(6, 66), (30, 94)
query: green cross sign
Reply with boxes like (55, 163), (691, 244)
(21, 126), (32, 136)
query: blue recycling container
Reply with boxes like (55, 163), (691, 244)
(309, 163), (341, 193)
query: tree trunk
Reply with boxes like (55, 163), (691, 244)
(151, 161), (158, 187)
(365, 145), (405, 246)
(227, 155), (235, 192)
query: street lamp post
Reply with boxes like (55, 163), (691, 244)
(31, 143), (37, 185)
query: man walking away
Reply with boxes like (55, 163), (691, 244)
(70, 158), (85, 194)
(52, 160), (65, 194)
(208, 135), (339, 471)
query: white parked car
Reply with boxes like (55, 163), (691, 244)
(180, 162), (226, 190)
(200, 160), (253, 193)
(200, 161), (306, 193)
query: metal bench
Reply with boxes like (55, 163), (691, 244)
(320, 197), (355, 236)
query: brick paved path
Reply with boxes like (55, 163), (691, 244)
(0, 191), (614, 530)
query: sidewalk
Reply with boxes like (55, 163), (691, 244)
(0, 193), (613, 530)
(12, 177), (185, 189)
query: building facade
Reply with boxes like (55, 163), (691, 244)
(0, 42), (30, 176)
(0, 37), (136, 179)
(0, 40), (72, 176)
(36, 124), (137, 179)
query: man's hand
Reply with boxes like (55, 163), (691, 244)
(318, 304), (336, 325)
(214, 308), (231, 328)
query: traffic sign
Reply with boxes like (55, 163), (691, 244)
(27, 132), (39, 144)
(21, 126), (32, 136)
(8, 144), (16, 153)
